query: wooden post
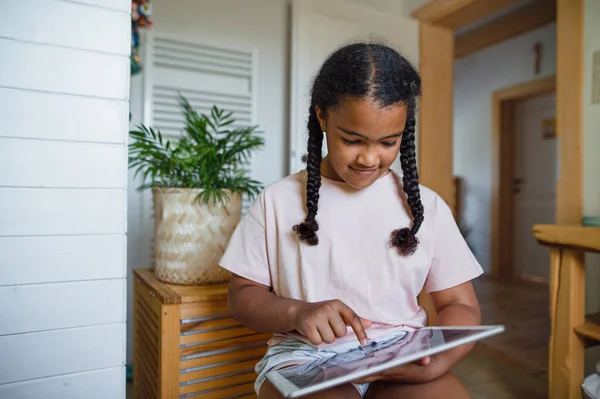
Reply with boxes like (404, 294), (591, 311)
(549, 249), (586, 399)
(418, 23), (455, 212)
(556, 0), (583, 225)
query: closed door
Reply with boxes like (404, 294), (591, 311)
(288, 0), (419, 173)
(512, 92), (557, 281)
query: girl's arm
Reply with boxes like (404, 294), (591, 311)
(354, 280), (480, 384)
(425, 280), (481, 378)
(228, 273), (371, 346)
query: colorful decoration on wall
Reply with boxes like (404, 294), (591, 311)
(131, 0), (153, 75)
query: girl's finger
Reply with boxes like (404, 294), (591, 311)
(328, 315), (348, 338)
(305, 325), (323, 346)
(415, 356), (430, 366)
(360, 318), (372, 329)
(317, 323), (337, 344)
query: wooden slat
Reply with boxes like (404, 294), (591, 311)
(181, 334), (271, 358)
(135, 319), (159, 363)
(135, 278), (163, 316)
(180, 346), (267, 371)
(411, 0), (519, 30)
(136, 297), (160, 339)
(181, 326), (258, 346)
(172, 284), (229, 304)
(181, 299), (230, 320)
(159, 304), (180, 399)
(182, 382), (254, 399)
(455, 0), (556, 59)
(556, 0), (584, 226)
(418, 23), (455, 212)
(181, 358), (259, 383)
(180, 371), (256, 396)
(181, 317), (241, 334)
(533, 225), (600, 253)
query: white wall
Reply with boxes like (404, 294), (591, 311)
(453, 24), (557, 272)
(0, 1), (130, 398)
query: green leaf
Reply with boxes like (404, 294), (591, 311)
(128, 94), (265, 205)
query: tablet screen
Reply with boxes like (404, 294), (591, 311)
(269, 326), (504, 397)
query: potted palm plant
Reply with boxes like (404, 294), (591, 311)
(129, 95), (264, 285)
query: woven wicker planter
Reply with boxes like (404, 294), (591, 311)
(152, 187), (241, 285)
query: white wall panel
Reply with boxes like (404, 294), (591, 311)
(0, 323), (125, 384)
(0, 235), (125, 286)
(0, 39), (129, 99)
(0, 88), (127, 143)
(0, 280), (125, 336)
(0, 188), (126, 236)
(66, 0), (131, 12)
(0, 0), (130, 55)
(0, 138), (126, 188)
(0, 367), (124, 399)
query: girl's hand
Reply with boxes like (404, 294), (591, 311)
(352, 356), (437, 384)
(290, 299), (372, 346)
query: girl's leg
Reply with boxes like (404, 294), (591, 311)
(365, 372), (471, 399)
(259, 380), (363, 399)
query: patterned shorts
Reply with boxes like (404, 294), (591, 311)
(254, 331), (409, 397)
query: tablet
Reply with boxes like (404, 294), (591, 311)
(266, 325), (505, 398)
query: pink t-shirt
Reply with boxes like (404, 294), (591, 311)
(219, 170), (483, 346)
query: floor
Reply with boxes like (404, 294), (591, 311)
(452, 276), (549, 398)
(126, 277), (550, 398)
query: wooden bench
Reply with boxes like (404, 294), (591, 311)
(533, 224), (600, 399)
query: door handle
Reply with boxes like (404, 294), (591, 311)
(301, 153), (308, 163)
(513, 178), (524, 193)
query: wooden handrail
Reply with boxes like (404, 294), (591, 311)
(532, 224), (600, 253)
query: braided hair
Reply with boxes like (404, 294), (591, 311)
(292, 42), (423, 256)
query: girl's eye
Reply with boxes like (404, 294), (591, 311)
(342, 137), (361, 145)
(382, 141), (398, 147)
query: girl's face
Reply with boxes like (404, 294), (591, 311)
(316, 97), (407, 190)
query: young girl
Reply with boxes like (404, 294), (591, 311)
(219, 42), (483, 399)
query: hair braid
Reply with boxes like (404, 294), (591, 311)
(293, 106), (323, 245)
(390, 115), (424, 256)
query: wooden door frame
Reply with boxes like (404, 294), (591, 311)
(411, 0), (583, 251)
(491, 76), (556, 280)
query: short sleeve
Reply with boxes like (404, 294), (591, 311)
(218, 193), (272, 287)
(424, 195), (483, 293)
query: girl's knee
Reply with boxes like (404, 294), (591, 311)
(259, 380), (363, 399)
(365, 373), (471, 399)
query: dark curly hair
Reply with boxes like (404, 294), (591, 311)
(292, 42), (424, 256)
